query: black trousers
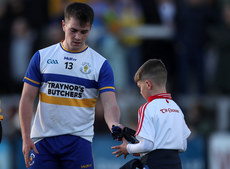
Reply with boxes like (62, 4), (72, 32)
(141, 149), (182, 169)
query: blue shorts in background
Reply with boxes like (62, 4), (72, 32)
(29, 135), (94, 169)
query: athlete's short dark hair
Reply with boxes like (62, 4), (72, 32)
(64, 2), (94, 26)
(134, 59), (167, 86)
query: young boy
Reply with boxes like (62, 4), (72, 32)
(112, 59), (191, 169)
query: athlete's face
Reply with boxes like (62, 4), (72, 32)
(62, 17), (91, 51)
(137, 80), (150, 100)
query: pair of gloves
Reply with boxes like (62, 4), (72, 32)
(111, 125), (136, 144)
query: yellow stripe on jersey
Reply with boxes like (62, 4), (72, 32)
(99, 86), (115, 91)
(24, 77), (40, 85)
(39, 92), (97, 108)
(61, 41), (88, 53)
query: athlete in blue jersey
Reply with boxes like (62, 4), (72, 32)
(19, 2), (121, 169)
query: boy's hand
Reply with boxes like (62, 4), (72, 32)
(111, 138), (129, 159)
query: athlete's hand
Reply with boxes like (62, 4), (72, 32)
(111, 137), (129, 159)
(22, 138), (39, 168)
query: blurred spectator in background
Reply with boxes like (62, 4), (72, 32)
(175, 0), (219, 95)
(87, 0), (108, 49)
(7, 0), (26, 19)
(0, 0), (48, 94)
(139, 0), (178, 94)
(3, 105), (21, 169)
(208, 3), (230, 94)
(35, 21), (64, 50)
(0, 0), (27, 93)
(95, 0), (128, 91)
(3, 105), (20, 143)
(24, 0), (48, 31)
(9, 17), (36, 92)
(117, 0), (144, 89)
(48, 0), (90, 23)
(138, 0), (161, 67)
(158, 0), (176, 27)
(139, 0), (161, 24)
(186, 101), (216, 137)
(48, 0), (68, 22)
(157, 0), (177, 92)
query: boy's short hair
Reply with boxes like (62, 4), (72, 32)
(134, 59), (167, 86)
(64, 2), (94, 26)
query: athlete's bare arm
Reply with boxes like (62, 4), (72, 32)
(19, 83), (39, 168)
(100, 91), (121, 131)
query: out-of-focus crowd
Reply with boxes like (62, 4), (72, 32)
(1, 0), (230, 95)
(1, 1), (230, 168)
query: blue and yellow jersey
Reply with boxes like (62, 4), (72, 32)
(24, 42), (115, 142)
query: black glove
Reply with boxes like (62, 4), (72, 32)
(111, 125), (123, 140)
(111, 125), (137, 144)
(123, 127), (136, 144)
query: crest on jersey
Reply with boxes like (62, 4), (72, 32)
(80, 62), (91, 74)
(160, 108), (167, 113)
(29, 152), (36, 166)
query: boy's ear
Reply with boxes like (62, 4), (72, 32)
(145, 80), (153, 90)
